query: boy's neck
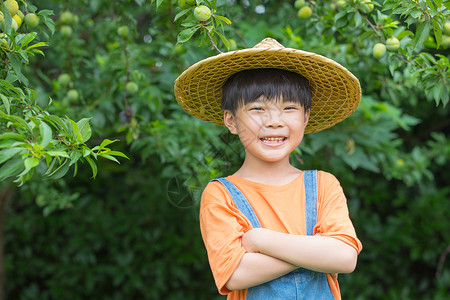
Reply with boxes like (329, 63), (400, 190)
(232, 157), (301, 186)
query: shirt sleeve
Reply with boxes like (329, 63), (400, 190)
(199, 181), (252, 294)
(314, 171), (363, 254)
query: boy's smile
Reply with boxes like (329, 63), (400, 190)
(224, 98), (310, 166)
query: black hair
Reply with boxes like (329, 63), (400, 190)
(221, 68), (311, 115)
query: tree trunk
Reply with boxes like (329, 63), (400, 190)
(0, 184), (14, 300)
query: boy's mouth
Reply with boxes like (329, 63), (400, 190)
(260, 137), (287, 144)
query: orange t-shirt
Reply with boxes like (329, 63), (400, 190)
(199, 171), (362, 300)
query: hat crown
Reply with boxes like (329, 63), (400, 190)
(253, 38), (284, 49)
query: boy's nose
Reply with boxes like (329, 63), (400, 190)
(264, 110), (283, 127)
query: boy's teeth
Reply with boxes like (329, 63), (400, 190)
(261, 137), (284, 142)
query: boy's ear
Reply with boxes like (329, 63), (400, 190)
(223, 110), (238, 135)
(304, 108), (310, 126)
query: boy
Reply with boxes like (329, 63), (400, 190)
(174, 38), (362, 299)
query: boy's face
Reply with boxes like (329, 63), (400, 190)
(224, 97), (310, 164)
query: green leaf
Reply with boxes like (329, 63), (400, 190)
(46, 150), (70, 158)
(99, 154), (120, 164)
(18, 157), (40, 177)
(414, 21), (431, 50)
(85, 156), (98, 178)
(174, 8), (191, 22)
(103, 150), (129, 159)
(213, 30), (228, 50)
(214, 15), (232, 26)
(39, 122), (53, 148)
(76, 118), (92, 142)
(46, 158), (71, 180)
(5, 53), (29, 85)
(21, 32), (37, 48)
(177, 27), (200, 44)
(25, 42), (48, 51)
(0, 132), (26, 141)
(43, 115), (69, 133)
(0, 93), (10, 114)
(99, 139), (119, 149)
(0, 157), (24, 180)
(0, 147), (25, 164)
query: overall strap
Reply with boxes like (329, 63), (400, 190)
(303, 170), (318, 236)
(211, 178), (262, 228)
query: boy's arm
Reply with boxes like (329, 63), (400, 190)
(242, 228), (358, 274)
(225, 252), (298, 291)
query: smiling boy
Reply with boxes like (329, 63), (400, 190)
(174, 38), (362, 300)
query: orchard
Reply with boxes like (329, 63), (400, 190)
(1, 1), (449, 300)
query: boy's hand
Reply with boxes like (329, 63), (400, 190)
(242, 228), (266, 253)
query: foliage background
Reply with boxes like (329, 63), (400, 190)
(2, 0), (449, 299)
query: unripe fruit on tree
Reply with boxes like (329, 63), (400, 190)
(294, 0), (306, 9)
(60, 25), (72, 37)
(444, 21), (450, 35)
(372, 43), (386, 59)
(298, 6), (312, 19)
(386, 37), (400, 51)
(57, 73), (71, 86)
(126, 81), (139, 95)
(194, 5), (212, 22)
(0, 33), (8, 48)
(16, 10), (24, 20)
(60, 11), (74, 24)
(117, 25), (130, 38)
(359, 0), (374, 14)
(25, 13), (40, 28)
(336, 0), (347, 9)
(4, 0), (19, 16)
(67, 89), (79, 101)
(12, 14), (21, 27)
(11, 18), (18, 31)
(442, 35), (450, 49)
(229, 38), (237, 51)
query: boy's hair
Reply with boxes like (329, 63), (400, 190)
(221, 68), (312, 115)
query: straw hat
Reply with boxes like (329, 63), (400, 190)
(174, 38), (361, 134)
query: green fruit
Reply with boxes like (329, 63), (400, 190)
(294, 0), (306, 9)
(336, 0), (347, 9)
(360, 0), (374, 14)
(60, 11), (74, 24)
(126, 81), (139, 95)
(57, 73), (71, 86)
(194, 5), (212, 22)
(67, 89), (79, 101)
(16, 10), (24, 20)
(228, 38), (237, 51)
(11, 18), (18, 31)
(4, 0), (19, 16)
(386, 37), (400, 51)
(0, 33), (8, 48)
(60, 25), (72, 37)
(444, 21), (450, 36)
(117, 25), (130, 38)
(372, 43), (386, 59)
(298, 6), (312, 19)
(25, 13), (40, 28)
(442, 35), (450, 49)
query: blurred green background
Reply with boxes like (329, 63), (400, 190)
(1, 0), (449, 299)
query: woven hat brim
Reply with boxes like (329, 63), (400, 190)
(174, 47), (361, 134)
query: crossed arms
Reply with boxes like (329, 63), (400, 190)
(225, 228), (358, 291)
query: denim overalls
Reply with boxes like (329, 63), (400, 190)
(213, 171), (335, 300)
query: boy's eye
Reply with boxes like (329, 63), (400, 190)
(284, 106), (298, 110)
(249, 107), (264, 111)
